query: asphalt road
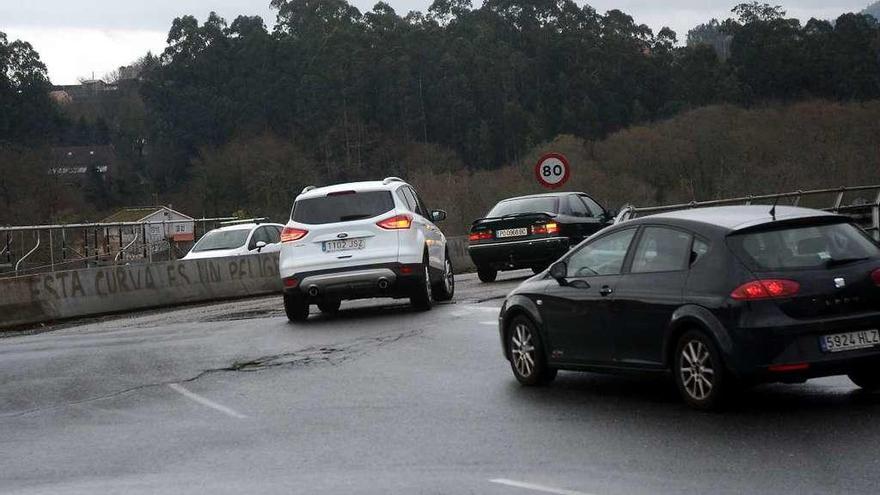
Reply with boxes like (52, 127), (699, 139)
(2, 269), (880, 495)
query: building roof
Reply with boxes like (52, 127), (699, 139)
(101, 206), (194, 224)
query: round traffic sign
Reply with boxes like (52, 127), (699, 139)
(534, 153), (570, 189)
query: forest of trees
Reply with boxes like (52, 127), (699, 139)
(2, 1), (880, 230)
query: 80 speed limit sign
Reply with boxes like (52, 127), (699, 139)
(534, 152), (570, 189)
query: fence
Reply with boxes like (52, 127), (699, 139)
(0, 217), (267, 278)
(614, 184), (880, 240)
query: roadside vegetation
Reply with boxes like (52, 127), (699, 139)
(1, 2), (880, 230)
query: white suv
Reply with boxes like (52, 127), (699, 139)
(279, 177), (455, 321)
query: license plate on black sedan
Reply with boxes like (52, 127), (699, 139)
(322, 238), (366, 253)
(820, 329), (880, 353)
(496, 228), (528, 239)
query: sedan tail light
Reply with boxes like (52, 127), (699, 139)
(731, 279), (800, 300)
(281, 227), (308, 243)
(531, 222), (559, 235)
(872, 268), (880, 286)
(377, 214), (413, 230)
(469, 230), (493, 242)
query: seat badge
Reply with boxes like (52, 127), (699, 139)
(834, 277), (846, 289)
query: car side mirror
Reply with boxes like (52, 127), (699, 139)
(549, 261), (568, 284)
(255, 240), (267, 252)
(431, 210), (447, 222)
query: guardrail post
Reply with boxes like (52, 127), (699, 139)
(49, 229), (54, 272)
(833, 187), (846, 211)
(873, 190), (880, 242)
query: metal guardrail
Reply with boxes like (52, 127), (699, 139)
(0, 216), (245, 277)
(614, 185), (880, 240)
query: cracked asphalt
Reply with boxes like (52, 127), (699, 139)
(2, 270), (880, 494)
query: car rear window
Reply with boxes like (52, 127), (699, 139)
(728, 222), (879, 271)
(487, 197), (559, 217)
(292, 191), (395, 224)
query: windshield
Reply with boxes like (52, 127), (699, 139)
(292, 191), (394, 224)
(728, 222), (879, 271)
(487, 197), (559, 218)
(191, 229), (249, 252)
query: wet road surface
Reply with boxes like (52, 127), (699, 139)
(2, 270), (880, 494)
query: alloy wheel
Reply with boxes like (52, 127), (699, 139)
(443, 259), (454, 294)
(679, 340), (715, 401)
(510, 323), (536, 378)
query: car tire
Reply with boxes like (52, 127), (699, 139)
(477, 266), (497, 283)
(284, 293), (309, 323)
(507, 315), (557, 386)
(410, 258), (433, 311)
(848, 368), (880, 391)
(673, 330), (729, 410)
(431, 255), (455, 302)
(318, 300), (341, 314)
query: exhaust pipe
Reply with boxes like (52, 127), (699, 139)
(307, 286), (319, 297)
(377, 278), (390, 290)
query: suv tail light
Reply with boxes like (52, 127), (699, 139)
(731, 279), (800, 300)
(377, 214), (412, 230)
(281, 227), (308, 243)
(469, 230), (493, 242)
(532, 222), (559, 235)
(872, 268), (880, 286)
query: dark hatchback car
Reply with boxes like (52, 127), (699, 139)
(498, 205), (880, 409)
(468, 192), (613, 282)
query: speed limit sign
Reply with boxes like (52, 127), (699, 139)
(534, 153), (570, 189)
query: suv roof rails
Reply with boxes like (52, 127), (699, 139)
(382, 177), (405, 185)
(301, 185), (317, 194)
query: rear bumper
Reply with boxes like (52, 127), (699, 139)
(468, 237), (570, 270)
(281, 262), (421, 301)
(723, 313), (880, 382)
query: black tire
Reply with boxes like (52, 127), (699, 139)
(410, 258), (433, 311)
(477, 266), (497, 283)
(849, 368), (880, 391)
(431, 254), (455, 302)
(284, 293), (309, 323)
(673, 330), (729, 410)
(506, 315), (557, 386)
(318, 299), (341, 314)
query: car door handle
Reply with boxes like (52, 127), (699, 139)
(599, 286), (613, 297)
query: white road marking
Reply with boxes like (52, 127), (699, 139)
(167, 383), (247, 419)
(480, 321), (498, 326)
(489, 479), (595, 495)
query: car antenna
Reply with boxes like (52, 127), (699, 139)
(769, 195), (780, 221)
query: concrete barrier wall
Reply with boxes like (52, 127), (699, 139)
(0, 237), (475, 329)
(1, 253), (282, 329)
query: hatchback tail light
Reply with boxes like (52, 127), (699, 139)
(377, 214), (413, 230)
(469, 230), (493, 242)
(872, 268), (880, 286)
(731, 279), (800, 300)
(281, 227), (308, 243)
(532, 222), (559, 235)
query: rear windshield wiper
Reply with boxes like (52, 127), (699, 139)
(825, 257), (869, 267)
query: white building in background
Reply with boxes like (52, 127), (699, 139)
(101, 206), (195, 257)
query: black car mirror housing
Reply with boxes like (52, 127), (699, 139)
(431, 210), (448, 222)
(549, 261), (568, 283)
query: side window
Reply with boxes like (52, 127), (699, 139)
(267, 226), (281, 244)
(413, 190), (430, 217)
(580, 196), (605, 218)
(691, 238), (710, 265)
(567, 196), (590, 217)
(566, 228), (636, 277)
(631, 227), (692, 274)
(400, 187), (421, 215)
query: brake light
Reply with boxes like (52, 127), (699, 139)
(281, 227), (308, 243)
(532, 222), (559, 235)
(731, 279), (800, 300)
(872, 268), (880, 286)
(283, 278), (299, 288)
(469, 230), (493, 242)
(377, 214), (412, 230)
(768, 362), (809, 373)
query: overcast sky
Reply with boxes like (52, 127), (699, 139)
(0, 0), (870, 84)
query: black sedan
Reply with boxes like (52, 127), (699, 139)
(498, 205), (880, 409)
(468, 192), (613, 282)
